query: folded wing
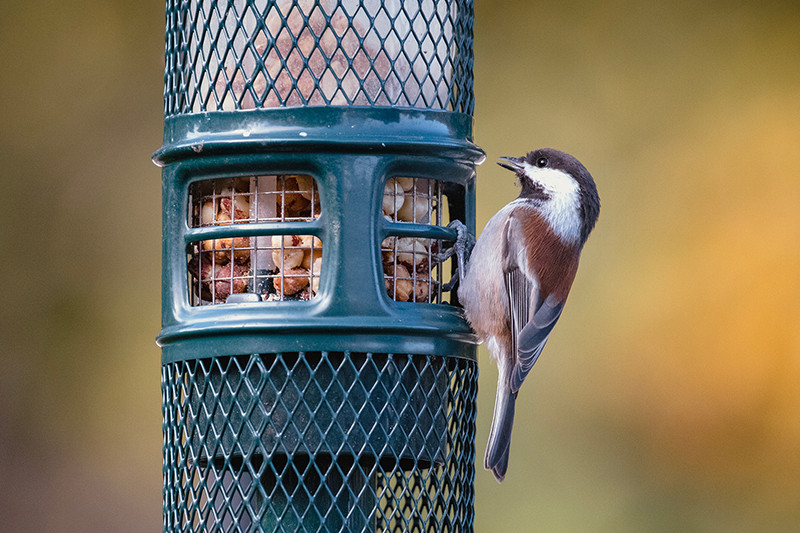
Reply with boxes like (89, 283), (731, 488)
(502, 216), (564, 393)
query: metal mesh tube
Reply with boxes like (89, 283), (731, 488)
(165, 0), (474, 115)
(162, 352), (477, 531)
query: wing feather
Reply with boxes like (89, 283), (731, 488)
(502, 216), (565, 393)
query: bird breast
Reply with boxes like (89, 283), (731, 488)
(514, 206), (580, 302)
(458, 202), (524, 344)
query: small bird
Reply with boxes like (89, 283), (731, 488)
(458, 148), (600, 482)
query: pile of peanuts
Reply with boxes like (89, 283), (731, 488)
(266, 234), (322, 300)
(382, 236), (436, 303)
(268, 175), (322, 300)
(189, 177), (322, 304)
(188, 188), (252, 303)
(381, 178), (438, 303)
(189, 176), (440, 304)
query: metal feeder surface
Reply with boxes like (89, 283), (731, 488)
(156, 1), (482, 531)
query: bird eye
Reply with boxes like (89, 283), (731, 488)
(536, 157), (548, 168)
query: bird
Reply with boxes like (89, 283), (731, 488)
(457, 148), (600, 482)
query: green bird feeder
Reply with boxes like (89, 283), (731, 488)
(155, 1), (483, 530)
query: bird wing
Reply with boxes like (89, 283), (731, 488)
(502, 216), (565, 393)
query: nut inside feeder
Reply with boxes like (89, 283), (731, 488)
(187, 175), (323, 304)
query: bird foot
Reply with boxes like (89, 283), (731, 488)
(437, 220), (475, 293)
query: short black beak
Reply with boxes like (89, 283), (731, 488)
(497, 156), (522, 172)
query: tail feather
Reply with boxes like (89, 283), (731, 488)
(484, 384), (517, 482)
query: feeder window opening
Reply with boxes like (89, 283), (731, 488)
(381, 177), (461, 304)
(187, 175), (323, 305)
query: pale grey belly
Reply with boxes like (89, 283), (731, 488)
(458, 207), (513, 341)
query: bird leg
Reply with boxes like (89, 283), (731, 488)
(437, 219), (476, 293)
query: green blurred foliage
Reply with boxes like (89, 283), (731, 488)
(1, 0), (798, 530)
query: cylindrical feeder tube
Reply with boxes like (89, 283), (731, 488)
(157, 1), (482, 531)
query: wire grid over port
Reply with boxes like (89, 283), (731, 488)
(188, 176), (322, 304)
(162, 352), (477, 531)
(164, 0), (475, 115)
(381, 177), (457, 304)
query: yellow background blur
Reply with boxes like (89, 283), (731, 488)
(1, 1), (798, 530)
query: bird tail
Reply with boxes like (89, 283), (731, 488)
(484, 382), (517, 482)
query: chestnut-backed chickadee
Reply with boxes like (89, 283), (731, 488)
(458, 148), (600, 482)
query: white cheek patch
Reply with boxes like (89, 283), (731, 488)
(523, 164), (582, 244)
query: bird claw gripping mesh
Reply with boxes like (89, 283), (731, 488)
(435, 220), (475, 293)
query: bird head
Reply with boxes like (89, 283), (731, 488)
(498, 148), (600, 245)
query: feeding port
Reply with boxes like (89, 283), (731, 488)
(188, 175), (323, 304)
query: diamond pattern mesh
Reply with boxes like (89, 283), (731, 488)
(164, 0), (475, 115)
(163, 352), (477, 531)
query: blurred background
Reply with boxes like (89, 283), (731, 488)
(1, 0), (798, 530)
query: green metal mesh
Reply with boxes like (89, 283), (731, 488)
(161, 2), (479, 530)
(162, 352), (477, 531)
(164, 0), (475, 115)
